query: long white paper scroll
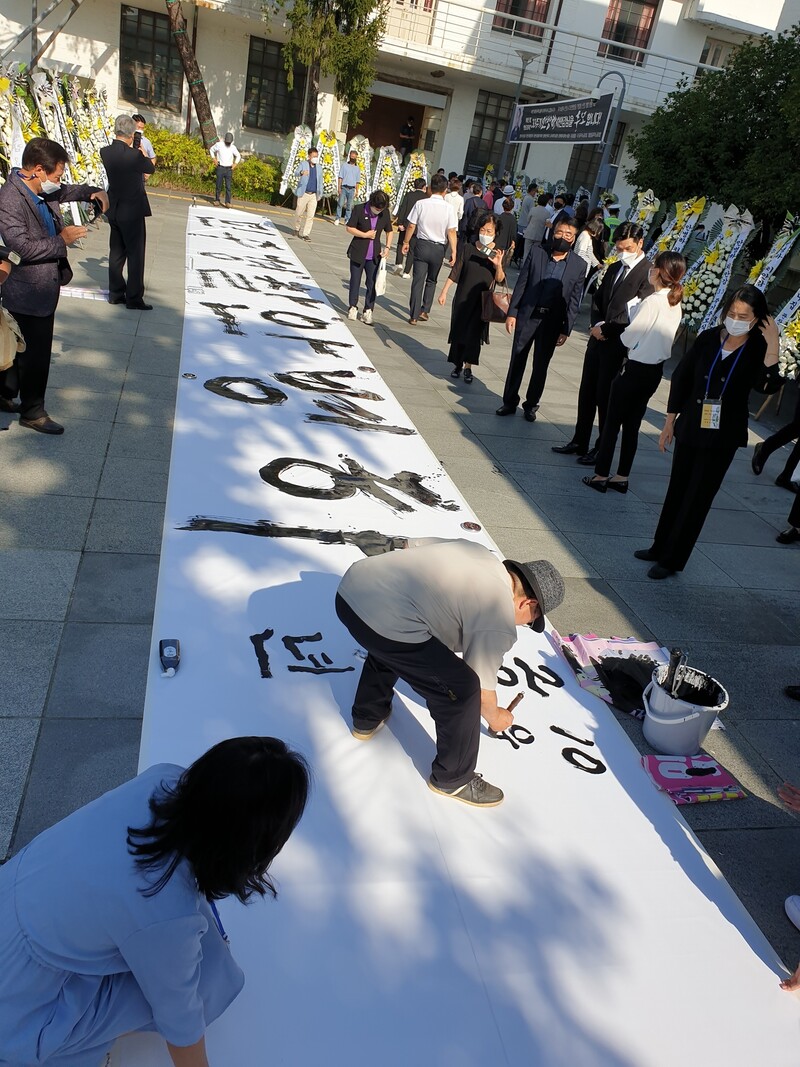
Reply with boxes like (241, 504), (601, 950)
(120, 208), (799, 1067)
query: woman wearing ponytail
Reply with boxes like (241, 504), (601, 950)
(634, 283), (780, 579)
(584, 251), (687, 494)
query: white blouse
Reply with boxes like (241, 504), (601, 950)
(574, 230), (600, 273)
(620, 289), (683, 365)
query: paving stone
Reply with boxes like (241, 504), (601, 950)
(0, 492), (93, 551)
(44, 386), (121, 422)
(525, 491), (659, 537)
(45, 622), (151, 719)
(107, 424), (174, 461)
(0, 621), (62, 716)
(98, 456), (170, 502)
(696, 508), (785, 547)
(490, 527), (598, 578)
(735, 721), (800, 784)
(0, 719), (40, 857)
(700, 543), (800, 589)
(12, 718), (141, 851)
(565, 533), (737, 587)
(85, 499), (165, 554)
(548, 578), (656, 641)
(0, 550), (80, 621)
(68, 553), (159, 624)
(115, 391), (176, 428)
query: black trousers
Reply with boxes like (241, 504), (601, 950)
(395, 234), (416, 273)
(651, 440), (737, 572)
(0, 311), (56, 420)
(410, 239), (446, 319)
(335, 594), (481, 789)
(789, 491), (800, 529)
(594, 360), (664, 479)
(502, 315), (562, 410)
(760, 393), (800, 480)
(348, 259), (379, 311)
(572, 336), (626, 453)
(108, 218), (147, 306)
(215, 165), (233, 203)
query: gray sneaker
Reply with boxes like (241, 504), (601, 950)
(428, 773), (504, 807)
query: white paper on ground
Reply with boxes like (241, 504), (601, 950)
(121, 207), (799, 1067)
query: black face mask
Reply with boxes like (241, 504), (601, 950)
(552, 237), (572, 254)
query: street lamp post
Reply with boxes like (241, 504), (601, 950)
(589, 70), (627, 211)
(496, 49), (536, 182)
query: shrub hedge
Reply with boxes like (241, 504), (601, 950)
(144, 126), (281, 204)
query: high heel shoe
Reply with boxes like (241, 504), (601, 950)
(751, 442), (765, 475)
(582, 476), (608, 493)
(607, 479), (628, 494)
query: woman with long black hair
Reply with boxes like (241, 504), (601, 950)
(0, 736), (310, 1067)
(635, 284), (780, 579)
(583, 251), (686, 494)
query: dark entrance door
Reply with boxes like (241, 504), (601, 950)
(348, 97), (425, 153)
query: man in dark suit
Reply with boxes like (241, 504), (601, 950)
(100, 115), (155, 310)
(553, 221), (653, 463)
(0, 137), (106, 434)
(393, 178), (427, 276)
(496, 217), (585, 422)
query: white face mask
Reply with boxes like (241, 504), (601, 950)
(724, 316), (753, 336)
(40, 178), (61, 194)
(617, 249), (640, 267)
(478, 233), (493, 247)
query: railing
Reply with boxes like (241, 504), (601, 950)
(382, 1), (714, 113)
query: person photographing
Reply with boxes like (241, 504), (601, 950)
(335, 538), (565, 807)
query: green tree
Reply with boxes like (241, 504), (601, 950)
(270, 0), (388, 128)
(626, 26), (800, 225)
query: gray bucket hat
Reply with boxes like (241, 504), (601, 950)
(505, 558), (565, 632)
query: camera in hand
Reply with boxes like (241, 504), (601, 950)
(133, 131), (142, 150)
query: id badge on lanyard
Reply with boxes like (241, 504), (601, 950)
(702, 341), (745, 431)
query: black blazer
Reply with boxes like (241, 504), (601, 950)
(592, 258), (653, 341)
(670, 326), (780, 450)
(396, 189), (426, 228)
(100, 139), (154, 223)
(346, 203), (393, 265)
(508, 244), (586, 345)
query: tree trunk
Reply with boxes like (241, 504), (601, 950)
(165, 0), (217, 149)
(303, 61), (321, 130)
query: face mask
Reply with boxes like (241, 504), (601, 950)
(724, 316), (753, 336)
(552, 237), (572, 253)
(40, 178), (61, 194)
(478, 234), (493, 247)
(617, 250), (640, 267)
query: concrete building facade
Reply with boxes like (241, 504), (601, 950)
(1, 0), (797, 204)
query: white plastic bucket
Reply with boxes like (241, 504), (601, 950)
(642, 664), (729, 756)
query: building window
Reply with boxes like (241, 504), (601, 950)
(493, 0), (550, 41)
(565, 122), (626, 191)
(464, 89), (520, 175)
(119, 6), (183, 112)
(243, 37), (307, 134)
(597, 0), (657, 67)
(699, 37), (736, 68)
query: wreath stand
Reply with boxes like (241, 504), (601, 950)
(753, 384), (785, 421)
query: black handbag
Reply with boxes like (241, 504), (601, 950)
(481, 281), (511, 323)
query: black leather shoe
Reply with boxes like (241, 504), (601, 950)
(775, 474), (800, 493)
(582, 475), (607, 493)
(126, 302), (153, 311)
(463, 369), (473, 384)
(751, 442), (765, 475)
(20, 415), (64, 435)
(107, 296), (126, 305)
(648, 563), (676, 580)
(523, 408), (536, 422)
(551, 441), (581, 455)
(634, 548), (658, 561)
(0, 396), (21, 413)
(607, 479), (629, 494)
(785, 686), (800, 701)
(495, 404), (516, 416)
(776, 527), (800, 544)
(577, 447), (599, 466)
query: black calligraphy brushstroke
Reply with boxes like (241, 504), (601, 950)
(307, 396), (416, 436)
(497, 666), (518, 687)
(255, 277), (313, 295)
(197, 252), (278, 270)
(261, 310), (330, 331)
(511, 658), (565, 697)
(287, 664), (355, 674)
(203, 376), (288, 405)
(537, 665), (565, 687)
(177, 516), (405, 556)
(282, 633), (323, 660)
(197, 269), (259, 292)
(262, 333), (355, 357)
(273, 370), (383, 402)
(321, 653), (333, 665)
(561, 748), (607, 774)
(491, 725), (535, 749)
(259, 455), (458, 514)
(199, 302), (249, 335)
(550, 725), (594, 747)
(249, 628), (274, 678)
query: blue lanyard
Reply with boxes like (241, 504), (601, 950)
(704, 339), (746, 401)
(209, 900), (230, 946)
